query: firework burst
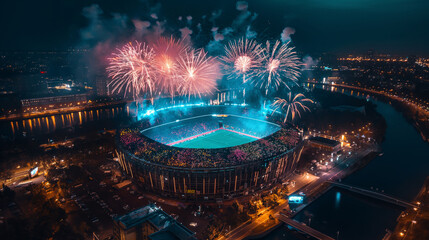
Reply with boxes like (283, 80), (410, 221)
(254, 40), (302, 94)
(107, 41), (156, 99)
(271, 93), (313, 122)
(221, 38), (263, 83)
(153, 37), (189, 97)
(178, 49), (221, 98)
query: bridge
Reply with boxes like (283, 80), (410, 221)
(277, 214), (335, 240)
(328, 181), (418, 208)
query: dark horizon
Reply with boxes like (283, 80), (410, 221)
(0, 0), (428, 56)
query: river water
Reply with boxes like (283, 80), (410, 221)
(265, 92), (429, 239)
(0, 105), (129, 141)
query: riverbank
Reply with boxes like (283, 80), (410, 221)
(0, 100), (127, 122)
(249, 145), (380, 240)
(391, 177), (429, 240)
(306, 82), (429, 143)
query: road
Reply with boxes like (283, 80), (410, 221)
(219, 173), (317, 240)
(2, 165), (47, 189)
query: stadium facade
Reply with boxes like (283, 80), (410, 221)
(117, 105), (304, 201)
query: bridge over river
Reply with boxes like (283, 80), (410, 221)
(277, 214), (334, 240)
(328, 181), (418, 208)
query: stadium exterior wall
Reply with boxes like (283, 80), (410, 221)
(117, 142), (304, 202)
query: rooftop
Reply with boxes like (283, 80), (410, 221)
(309, 136), (340, 147)
(114, 204), (196, 240)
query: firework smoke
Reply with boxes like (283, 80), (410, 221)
(280, 27), (295, 43)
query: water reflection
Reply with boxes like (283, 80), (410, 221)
(1, 106), (127, 139)
(335, 191), (341, 209)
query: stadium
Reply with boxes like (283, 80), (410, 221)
(117, 103), (304, 201)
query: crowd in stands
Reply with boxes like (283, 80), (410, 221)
(119, 105), (301, 168)
(143, 115), (281, 145)
(120, 127), (301, 168)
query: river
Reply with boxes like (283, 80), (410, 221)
(0, 105), (130, 141)
(265, 92), (429, 239)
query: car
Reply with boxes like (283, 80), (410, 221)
(123, 205), (129, 210)
(91, 217), (99, 223)
(138, 196), (144, 200)
(189, 222), (198, 227)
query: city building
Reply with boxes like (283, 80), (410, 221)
(113, 204), (196, 240)
(21, 93), (89, 113)
(308, 136), (341, 152)
(96, 74), (110, 96)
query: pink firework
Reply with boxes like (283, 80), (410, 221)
(107, 41), (156, 99)
(178, 49), (221, 98)
(222, 38), (262, 83)
(153, 37), (189, 97)
(271, 93), (313, 122)
(254, 40), (302, 94)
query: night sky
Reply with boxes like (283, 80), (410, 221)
(1, 0), (428, 55)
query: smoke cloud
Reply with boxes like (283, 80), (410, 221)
(209, 10), (223, 25)
(302, 55), (319, 70)
(179, 27), (193, 43)
(281, 27), (296, 43)
(80, 4), (103, 40)
(132, 20), (151, 37)
(186, 15), (193, 25)
(214, 33), (224, 41)
(246, 25), (257, 39)
(236, 1), (249, 11)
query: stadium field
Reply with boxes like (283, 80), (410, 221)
(172, 129), (257, 149)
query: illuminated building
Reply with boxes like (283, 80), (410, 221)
(113, 204), (196, 240)
(117, 105), (304, 202)
(20, 93), (88, 113)
(308, 136), (341, 152)
(96, 74), (110, 96)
